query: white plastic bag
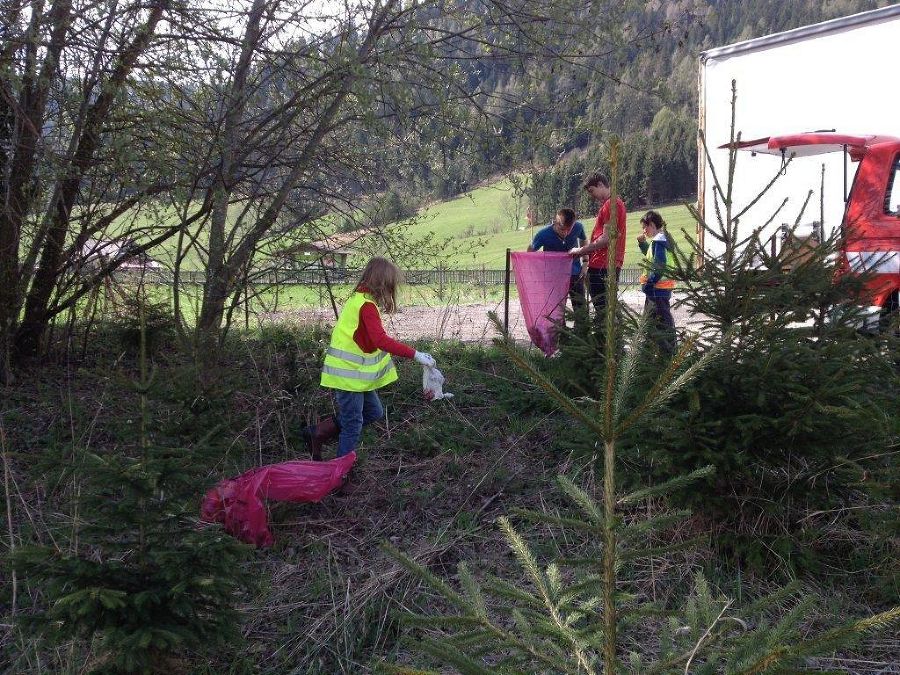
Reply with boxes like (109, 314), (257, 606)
(422, 365), (453, 400)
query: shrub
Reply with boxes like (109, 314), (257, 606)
(12, 324), (250, 674)
(115, 292), (176, 356)
(622, 91), (899, 572)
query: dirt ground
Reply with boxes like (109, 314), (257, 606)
(264, 291), (696, 344)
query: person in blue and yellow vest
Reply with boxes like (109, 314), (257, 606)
(638, 211), (677, 355)
(303, 257), (436, 465)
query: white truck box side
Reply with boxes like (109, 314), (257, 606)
(698, 6), (900, 258)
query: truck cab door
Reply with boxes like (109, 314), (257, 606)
(725, 134), (900, 310)
(845, 144), (900, 309)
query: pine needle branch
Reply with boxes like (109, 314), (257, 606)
(619, 466), (715, 505)
(683, 599), (734, 674)
(490, 313), (607, 441)
(613, 309), (651, 425)
(556, 475), (604, 524)
(498, 516), (596, 673)
(616, 330), (727, 435)
(380, 541), (469, 612)
(458, 562), (487, 620)
(741, 581), (802, 615)
(619, 510), (693, 539)
(614, 334), (695, 434)
(735, 606), (900, 675)
(414, 637), (498, 675)
(618, 537), (707, 563)
(401, 614), (488, 631)
(509, 507), (603, 534)
(482, 575), (545, 609)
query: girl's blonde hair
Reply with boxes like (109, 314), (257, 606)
(357, 257), (401, 313)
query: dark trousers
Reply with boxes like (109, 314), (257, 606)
(568, 275), (587, 331)
(645, 294), (676, 355)
(588, 267), (622, 320)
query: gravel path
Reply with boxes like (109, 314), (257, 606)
(264, 291), (696, 345)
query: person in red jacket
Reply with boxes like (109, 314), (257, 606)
(303, 257), (435, 462)
(569, 172), (627, 325)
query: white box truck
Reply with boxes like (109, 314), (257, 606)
(698, 5), (900, 321)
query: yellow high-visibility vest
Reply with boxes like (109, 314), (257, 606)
(321, 291), (398, 392)
(639, 235), (676, 290)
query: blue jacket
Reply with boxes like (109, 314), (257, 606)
(638, 232), (674, 298)
(530, 221), (586, 276)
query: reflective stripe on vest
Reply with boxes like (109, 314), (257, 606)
(640, 236), (676, 290)
(326, 346), (386, 366)
(322, 361), (397, 381)
(321, 291), (399, 392)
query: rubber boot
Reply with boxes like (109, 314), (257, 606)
(301, 417), (339, 461)
(335, 468), (359, 496)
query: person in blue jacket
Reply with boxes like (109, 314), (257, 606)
(527, 207), (588, 333)
(638, 210), (677, 355)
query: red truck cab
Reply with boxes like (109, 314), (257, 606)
(729, 133), (900, 325)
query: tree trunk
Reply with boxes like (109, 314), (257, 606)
(194, 0), (266, 354)
(14, 0), (169, 357)
(0, 0), (72, 380)
(0, 99), (15, 384)
(192, 0), (392, 348)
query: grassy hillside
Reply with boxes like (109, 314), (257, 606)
(377, 177), (696, 269)
(104, 177), (694, 276)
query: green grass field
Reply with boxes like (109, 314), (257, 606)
(139, 279), (512, 322)
(376, 177), (696, 269)
(102, 176), (695, 275)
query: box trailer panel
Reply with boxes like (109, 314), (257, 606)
(699, 7), (900, 258)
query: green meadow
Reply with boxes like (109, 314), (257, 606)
(104, 176), (695, 275)
(96, 177), (695, 313)
(375, 177), (696, 269)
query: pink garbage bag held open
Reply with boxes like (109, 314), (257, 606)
(510, 252), (572, 356)
(201, 452), (356, 547)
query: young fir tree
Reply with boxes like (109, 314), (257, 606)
(12, 292), (250, 674)
(380, 140), (899, 673)
(628, 83), (900, 569)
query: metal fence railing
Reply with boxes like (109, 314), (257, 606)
(116, 265), (643, 287)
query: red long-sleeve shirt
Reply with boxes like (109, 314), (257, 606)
(588, 197), (627, 269)
(353, 287), (415, 359)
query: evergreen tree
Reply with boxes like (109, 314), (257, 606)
(626, 84), (900, 569)
(381, 141), (899, 673)
(12, 293), (250, 674)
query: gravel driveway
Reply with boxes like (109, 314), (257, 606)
(266, 291), (696, 345)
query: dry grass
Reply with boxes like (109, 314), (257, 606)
(1, 323), (897, 674)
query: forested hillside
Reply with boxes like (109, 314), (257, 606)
(418, 0), (890, 219)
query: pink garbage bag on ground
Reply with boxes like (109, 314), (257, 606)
(201, 452), (357, 547)
(510, 251), (573, 356)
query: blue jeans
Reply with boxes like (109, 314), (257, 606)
(334, 390), (384, 457)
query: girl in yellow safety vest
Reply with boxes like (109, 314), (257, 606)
(638, 211), (677, 355)
(303, 257), (436, 462)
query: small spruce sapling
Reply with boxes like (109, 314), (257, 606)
(381, 138), (899, 674)
(12, 285), (250, 674)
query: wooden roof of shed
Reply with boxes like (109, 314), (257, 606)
(296, 228), (376, 255)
